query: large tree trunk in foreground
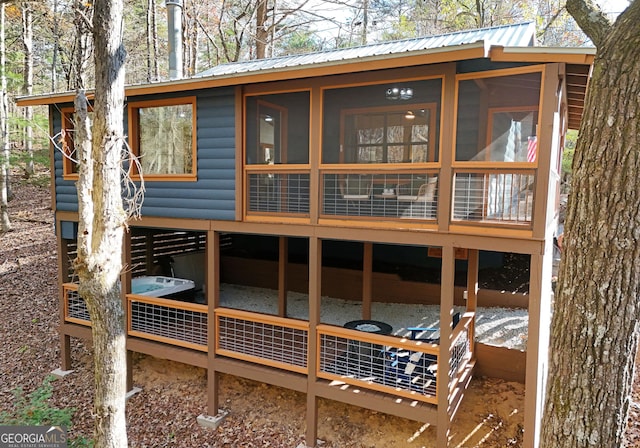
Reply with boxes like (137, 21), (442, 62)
(74, 0), (128, 446)
(541, 2), (640, 447)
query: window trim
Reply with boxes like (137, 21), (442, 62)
(338, 102), (438, 165)
(452, 65), (545, 167)
(128, 96), (198, 181)
(60, 106), (94, 180)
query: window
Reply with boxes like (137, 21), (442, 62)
(455, 71), (541, 162)
(60, 107), (93, 179)
(322, 78), (442, 164)
(487, 108), (538, 163)
(341, 104), (437, 164)
(128, 97), (197, 180)
(245, 91), (310, 165)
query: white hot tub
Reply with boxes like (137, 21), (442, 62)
(131, 276), (195, 299)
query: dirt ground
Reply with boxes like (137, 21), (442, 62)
(0, 173), (638, 447)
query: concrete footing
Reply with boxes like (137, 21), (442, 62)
(197, 411), (229, 430)
(50, 368), (74, 379)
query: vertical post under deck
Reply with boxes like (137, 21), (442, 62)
(362, 242), (373, 320)
(122, 230), (133, 391)
(278, 236), (288, 317)
(57, 222), (72, 370)
(207, 230), (220, 416)
(437, 245), (455, 447)
(466, 249), (479, 361)
(305, 236), (322, 447)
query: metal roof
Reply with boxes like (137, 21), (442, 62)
(196, 22), (536, 79)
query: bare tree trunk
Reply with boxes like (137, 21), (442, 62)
(21, 2), (34, 177)
(541, 2), (640, 447)
(146, 0), (159, 82)
(255, 0), (269, 59)
(0, 3), (11, 233)
(51, 0), (60, 91)
(73, 0), (128, 445)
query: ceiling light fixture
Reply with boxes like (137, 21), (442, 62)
(386, 87), (413, 100)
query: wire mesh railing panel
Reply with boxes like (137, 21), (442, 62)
(450, 328), (471, 380)
(453, 171), (535, 224)
(216, 312), (308, 373)
(247, 172), (310, 215)
(129, 298), (208, 350)
(318, 330), (438, 402)
(64, 285), (91, 324)
(322, 172), (438, 221)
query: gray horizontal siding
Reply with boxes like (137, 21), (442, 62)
(52, 88), (238, 222)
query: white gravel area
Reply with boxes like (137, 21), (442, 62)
(219, 283), (528, 350)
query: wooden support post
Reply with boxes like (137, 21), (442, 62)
(126, 350), (134, 392)
(466, 249), (479, 360)
(362, 242), (373, 320)
(524, 248), (553, 448)
(278, 236), (288, 317)
(145, 230), (154, 274)
(57, 223), (72, 370)
(305, 236), (322, 447)
(207, 230), (220, 416)
(437, 245), (455, 447)
(437, 63), (456, 232)
(122, 229), (133, 391)
(60, 333), (72, 371)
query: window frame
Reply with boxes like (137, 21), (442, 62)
(128, 96), (198, 181)
(339, 102), (438, 165)
(60, 106), (94, 180)
(453, 66), (544, 166)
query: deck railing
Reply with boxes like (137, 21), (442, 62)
(317, 324), (440, 404)
(215, 308), (310, 374)
(321, 169), (439, 222)
(245, 167), (310, 216)
(63, 286), (473, 409)
(63, 283), (91, 326)
(244, 166), (537, 229)
(452, 169), (535, 226)
(127, 294), (208, 351)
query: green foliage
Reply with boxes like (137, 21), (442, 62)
(277, 30), (323, 55)
(0, 377), (93, 447)
(0, 377), (72, 427)
(562, 130), (578, 175)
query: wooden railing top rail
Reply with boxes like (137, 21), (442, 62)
(317, 323), (439, 356)
(452, 162), (537, 170)
(245, 164), (310, 172)
(63, 282), (78, 291)
(215, 307), (310, 331)
(126, 294), (208, 314)
(319, 165), (440, 173)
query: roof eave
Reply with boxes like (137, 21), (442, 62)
(17, 41), (490, 107)
(490, 45), (596, 65)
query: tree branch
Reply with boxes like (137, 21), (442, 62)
(566, 0), (613, 48)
